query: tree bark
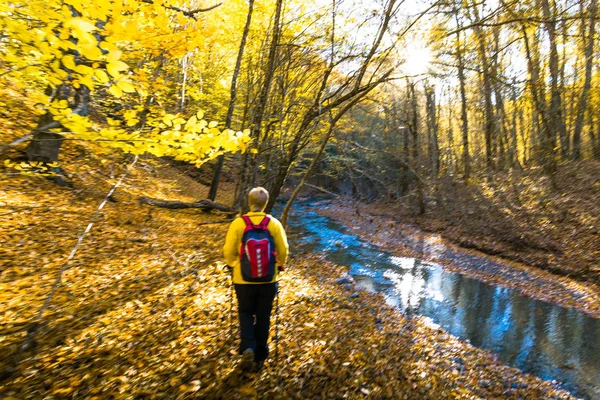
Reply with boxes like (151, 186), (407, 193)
(208, 0), (255, 201)
(236, 0), (284, 212)
(26, 85), (90, 163)
(470, 2), (495, 172)
(281, 93), (368, 227)
(138, 197), (232, 212)
(455, 24), (470, 182)
(540, 0), (568, 160)
(424, 84), (439, 177)
(572, 0), (597, 160)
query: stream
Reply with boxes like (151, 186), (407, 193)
(284, 201), (600, 399)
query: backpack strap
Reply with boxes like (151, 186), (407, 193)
(242, 215), (255, 233)
(242, 215), (270, 232)
(259, 216), (271, 230)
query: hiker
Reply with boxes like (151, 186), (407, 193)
(223, 187), (289, 370)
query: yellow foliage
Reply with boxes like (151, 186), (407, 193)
(0, 0), (252, 166)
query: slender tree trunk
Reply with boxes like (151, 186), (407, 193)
(208, 0), (255, 201)
(510, 83), (522, 169)
(593, 114), (600, 159)
(425, 84), (439, 177)
(572, 0), (597, 160)
(179, 53), (189, 113)
(491, 26), (510, 170)
(455, 26), (470, 182)
(522, 26), (556, 176)
(470, 3), (495, 172)
(540, 0), (568, 160)
(281, 98), (363, 227)
(236, 0), (284, 212)
(446, 87), (455, 175)
(407, 80), (425, 215)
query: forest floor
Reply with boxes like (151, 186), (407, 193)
(0, 138), (578, 398)
(352, 165), (600, 286)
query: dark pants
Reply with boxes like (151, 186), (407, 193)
(234, 282), (278, 362)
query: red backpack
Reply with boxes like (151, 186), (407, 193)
(240, 216), (276, 282)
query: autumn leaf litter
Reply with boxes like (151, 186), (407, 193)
(0, 142), (577, 399)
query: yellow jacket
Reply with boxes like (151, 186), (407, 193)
(223, 212), (289, 284)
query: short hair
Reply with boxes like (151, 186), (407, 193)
(248, 187), (269, 212)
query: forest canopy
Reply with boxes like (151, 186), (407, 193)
(1, 0), (599, 206)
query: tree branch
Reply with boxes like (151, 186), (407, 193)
(141, 0), (222, 19)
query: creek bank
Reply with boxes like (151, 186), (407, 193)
(313, 198), (600, 319)
(316, 163), (600, 284)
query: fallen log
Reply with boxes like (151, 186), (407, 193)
(138, 196), (233, 212)
(304, 183), (340, 197)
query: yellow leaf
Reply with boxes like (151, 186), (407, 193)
(65, 18), (97, 33)
(109, 84), (123, 98)
(162, 115), (174, 127)
(75, 65), (94, 76)
(78, 75), (95, 89)
(107, 61), (129, 78)
(94, 69), (109, 84)
(196, 110), (205, 120)
(80, 44), (102, 61)
(208, 121), (218, 128)
(107, 50), (122, 64)
(62, 55), (76, 70)
(184, 115), (197, 131)
(100, 41), (118, 52)
(117, 81), (136, 93)
(250, 148), (258, 154)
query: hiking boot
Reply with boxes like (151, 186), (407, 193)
(254, 359), (265, 371)
(240, 348), (255, 371)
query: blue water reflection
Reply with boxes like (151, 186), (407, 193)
(285, 205), (600, 399)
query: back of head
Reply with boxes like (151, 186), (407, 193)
(248, 187), (269, 212)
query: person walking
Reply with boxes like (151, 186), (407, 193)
(223, 187), (289, 370)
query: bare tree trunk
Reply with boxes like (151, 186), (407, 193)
(455, 24), (470, 182)
(446, 86), (456, 175)
(593, 113), (600, 160)
(572, 0), (597, 160)
(236, 0), (284, 212)
(510, 82), (522, 169)
(281, 98), (362, 227)
(407, 80), (425, 215)
(491, 25), (509, 170)
(139, 197), (232, 212)
(540, 0), (568, 160)
(179, 53), (189, 113)
(208, 0), (255, 201)
(27, 85), (90, 163)
(470, 2), (495, 172)
(522, 26), (556, 176)
(424, 84), (439, 177)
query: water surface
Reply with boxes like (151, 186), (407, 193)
(285, 203), (600, 399)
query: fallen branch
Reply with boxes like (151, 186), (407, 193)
(197, 219), (235, 225)
(138, 197), (232, 212)
(304, 183), (340, 197)
(17, 155), (139, 358)
(0, 134), (33, 155)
